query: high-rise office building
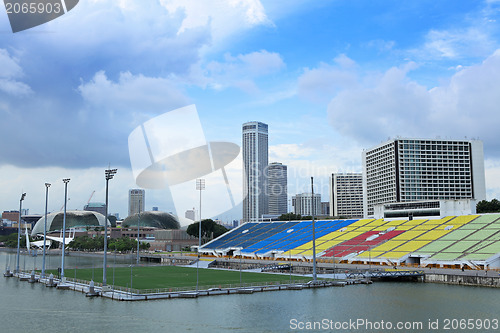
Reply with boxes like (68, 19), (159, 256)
(362, 138), (486, 217)
(292, 193), (321, 216)
(321, 202), (330, 216)
(128, 189), (145, 217)
(329, 173), (364, 218)
(242, 121), (269, 222)
(268, 162), (288, 215)
(185, 208), (196, 221)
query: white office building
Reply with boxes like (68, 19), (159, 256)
(243, 121), (269, 222)
(329, 173), (364, 218)
(185, 208), (196, 221)
(292, 193), (321, 216)
(268, 162), (288, 216)
(128, 189), (145, 217)
(362, 138), (486, 218)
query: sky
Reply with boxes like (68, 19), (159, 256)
(1, 0), (500, 222)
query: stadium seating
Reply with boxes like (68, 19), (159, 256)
(199, 214), (500, 268)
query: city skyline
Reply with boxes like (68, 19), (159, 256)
(2, 1), (500, 218)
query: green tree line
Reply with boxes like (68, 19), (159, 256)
(476, 199), (500, 213)
(186, 219), (228, 240)
(68, 235), (150, 252)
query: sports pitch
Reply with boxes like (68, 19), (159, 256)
(49, 265), (308, 290)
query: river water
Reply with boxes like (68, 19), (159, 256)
(1, 252), (498, 332)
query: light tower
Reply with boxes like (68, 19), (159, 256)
(196, 178), (205, 293)
(103, 168), (117, 288)
(61, 178), (70, 280)
(15, 192), (26, 274)
(41, 183), (50, 279)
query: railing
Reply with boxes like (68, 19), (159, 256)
(346, 270), (425, 279)
(97, 279), (314, 295)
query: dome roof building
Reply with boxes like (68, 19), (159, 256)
(122, 211), (181, 229)
(31, 210), (110, 236)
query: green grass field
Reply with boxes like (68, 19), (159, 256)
(48, 265), (307, 290)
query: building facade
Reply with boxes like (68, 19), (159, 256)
(321, 202), (330, 216)
(84, 202), (106, 216)
(242, 121), (269, 222)
(329, 173), (364, 218)
(268, 162), (288, 216)
(362, 138), (486, 217)
(292, 193), (321, 216)
(128, 189), (145, 217)
(185, 208), (196, 221)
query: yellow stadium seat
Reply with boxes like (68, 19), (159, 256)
(414, 230), (450, 241)
(347, 219), (374, 227)
(395, 225), (416, 231)
(384, 219), (408, 226)
(393, 240), (431, 252)
(364, 219), (386, 227)
(402, 219), (427, 226)
(356, 251), (385, 258)
(369, 240), (406, 252)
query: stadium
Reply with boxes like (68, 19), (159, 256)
(200, 214), (500, 270)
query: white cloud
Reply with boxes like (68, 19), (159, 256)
(326, 49), (500, 157)
(414, 27), (496, 60)
(205, 50), (285, 92)
(269, 139), (363, 199)
(365, 39), (396, 53)
(298, 54), (358, 103)
(0, 49), (32, 96)
(160, 0), (271, 42)
(78, 71), (190, 116)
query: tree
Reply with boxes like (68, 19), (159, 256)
(186, 219), (229, 240)
(139, 241), (150, 250)
(477, 199), (500, 213)
(278, 213), (302, 221)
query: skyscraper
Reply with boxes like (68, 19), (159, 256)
(242, 121), (269, 222)
(362, 138), (486, 217)
(268, 162), (288, 215)
(329, 173), (364, 218)
(128, 189), (145, 217)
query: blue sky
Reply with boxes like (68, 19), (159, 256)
(1, 0), (500, 220)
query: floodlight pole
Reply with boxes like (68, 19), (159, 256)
(136, 200), (141, 264)
(61, 178), (70, 280)
(41, 183), (51, 279)
(16, 192), (26, 274)
(103, 168), (117, 287)
(311, 177), (317, 283)
(196, 179), (205, 292)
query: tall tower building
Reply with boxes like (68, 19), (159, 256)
(268, 162), (288, 215)
(128, 189), (145, 217)
(362, 138), (486, 217)
(329, 173), (364, 218)
(242, 121), (269, 222)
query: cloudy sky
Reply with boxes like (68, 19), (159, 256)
(1, 0), (500, 221)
